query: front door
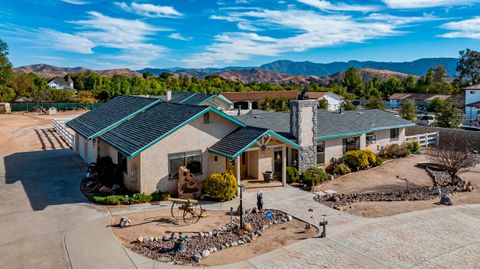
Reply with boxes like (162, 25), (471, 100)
(240, 152), (248, 178)
(274, 147), (282, 178)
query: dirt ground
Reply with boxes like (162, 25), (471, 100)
(317, 154), (433, 194)
(0, 111), (84, 154)
(317, 155), (480, 218)
(111, 208), (316, 266)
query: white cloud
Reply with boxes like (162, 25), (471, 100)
(382, 0), (480, 9)
(114, 2), (182, 18)
(67, 11), (167, 68)
(168, 32), (192, 41)
(440, 17), (480, 39)
(297, 0), (378, 12)
(186, 9), (434, 67)
(41, 29), (94, 54)
(61, 0), (89, 5)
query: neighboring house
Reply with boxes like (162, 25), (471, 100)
(221, 91), (343, 111)
(161, 90), (233, 111)
(464, 84), (480, 128)
(387, 93), (464, 110)
(67, 95), (413, 195)
(48, 76), (74, 90)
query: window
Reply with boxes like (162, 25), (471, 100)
(390, 128), (400, 141)
(241, 152), (246, 165)
(471, 91), (476, 94)
(342, 137), (360, 154)
(203, 112), (210, 124)
(214, 156), (218, 162)
(317, 141), (325, 165)
(117, 152), (128, 174)
(168, 151), (202, 179)
(366, 133), (376, 145)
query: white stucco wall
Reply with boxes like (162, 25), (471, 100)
(324, 138), (344, 164)
(321, 95), (342, 111)
(138, 112), (239, 194)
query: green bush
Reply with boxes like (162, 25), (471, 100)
(343, 150), (379, 171)
(333, 163), (351, 175)
(405, 141), (420, 153)
(344, 150), (369, 171)
(93, 156), (122, 187)
(374, 156), (383, 167)
(301, 167), (328, 186)
(203, 173), (238, 201)
(286, 166), (299, 183)
(89, 191), (170, 205)
(381, 144), (410, 159)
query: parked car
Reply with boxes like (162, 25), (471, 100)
(417, 114), (435, 126)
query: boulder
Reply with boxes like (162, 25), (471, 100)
(286, 215), (293, 221)
(137, 236), (144, 243)
(99, 186), (112, 193)
(192, 255), (202, 263)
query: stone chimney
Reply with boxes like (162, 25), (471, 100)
(166, 90), (172, 101)
(290, 99), (318, 173)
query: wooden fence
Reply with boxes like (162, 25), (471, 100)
(52, 118), (74, 148)
(405, 131), (439, 147)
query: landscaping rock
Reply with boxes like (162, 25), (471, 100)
(192, 255), (201, 263)
(201, 250), (210, 257)
(137, 236), (144, 243)
(99, 186), (112, 193)
(286, 215), (293, 221)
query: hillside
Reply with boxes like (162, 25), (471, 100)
(259, 58), (458, 77)
(217, 68), (330, 85)
(14, 64), (141, 78)
(330, 68), (410, 81)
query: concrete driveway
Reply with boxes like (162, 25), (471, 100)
(1, 148), (480, 269)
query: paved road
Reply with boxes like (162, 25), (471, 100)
(1, 149), (480, 269)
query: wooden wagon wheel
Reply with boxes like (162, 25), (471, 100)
(182, 203), (202, 224)
(170, 201), (182, 220)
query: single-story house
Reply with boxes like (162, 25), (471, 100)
(387, 93), (464, 110)
(48, 76), (74, 91)
(221, 91), (343, 111)
(67, 94), (413, 195)
(162, 90), (233, 111)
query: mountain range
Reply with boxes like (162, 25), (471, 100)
(14, 58), (458, 85)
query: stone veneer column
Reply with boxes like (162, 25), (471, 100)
(290, 99), (318, 173)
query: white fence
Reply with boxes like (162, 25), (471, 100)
(52, 118), (74, 148)
(406, 131), (439, 147)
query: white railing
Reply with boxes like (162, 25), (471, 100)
(52, 118), (74, 148)
(406, 131), (439, 147)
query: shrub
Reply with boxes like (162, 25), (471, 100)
(362, 150), (377, 165)
(381, 144), (411, 159)
(93, 156), (122, 187)
(374, 156), (383, 167)
(344, 150), (369, 171)
(203, 173), (238, 201)
(405, 141), (420, 153)
(301, 167), (328, 186)
(89, 191), (170, 205)
(333, 163), (351, 175)
(286, 166), (299, 183)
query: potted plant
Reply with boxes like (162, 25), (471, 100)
(262, 171), (273, 182)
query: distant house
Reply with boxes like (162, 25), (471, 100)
(48, 76), (74, 90)
(464, 85), (480, 128)
(66, 95), (412, 195)
(387, 93), (464, 110)
(160, 90), (233, 111)
(221, 91), (343, 111)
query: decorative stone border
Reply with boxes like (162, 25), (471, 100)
(130, 209), (294, 264)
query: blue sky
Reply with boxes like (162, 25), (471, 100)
(1, 0), (480, 69)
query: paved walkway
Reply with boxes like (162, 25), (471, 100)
(1, 149), (480, 269)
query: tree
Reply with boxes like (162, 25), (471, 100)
(428, 131), (479, 182)
(0, 39), (12, 88)
(340, 100), (356, 111)
(318, 98), (329, 110)
(365, 97), (386, 110)
(343, 67), (363, 97)
(457, 49), (480, 85)
(381, 77), (404, 97)
(402, 75), (417, 93)
(435, 101), (462, 128)
(142, 71), (153, 79)
(399, 99), (417, 121)
(427, 97), (446, 113)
